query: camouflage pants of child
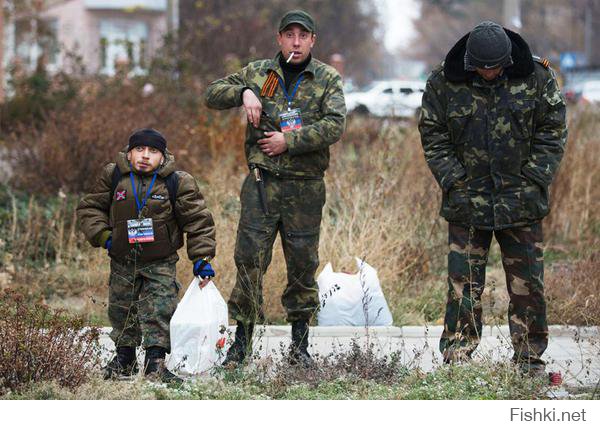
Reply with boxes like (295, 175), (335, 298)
(229, 171), (325, 324)
(440, 222), (548, 367)
(108, 255), (180, 352)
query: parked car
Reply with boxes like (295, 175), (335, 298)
(563, 81), (583, 104)
(345, 80), (425, 118)
(579, 80), (600, 105)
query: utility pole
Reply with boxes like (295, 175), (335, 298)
(167, 0), (179, 36)
(0, 0), (5, 102)
(503, 0), (522, 31)
(583, 0), (596, 67)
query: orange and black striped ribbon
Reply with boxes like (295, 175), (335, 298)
(260, 71), (279, 97)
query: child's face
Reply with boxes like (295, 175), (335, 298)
(127, 146), (164, 173)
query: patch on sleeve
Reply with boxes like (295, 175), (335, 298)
(547, 91), (564, 106)
(533, 55), (550, 69)
(545, 81), (565, 106)
(115, 189), (127, 201)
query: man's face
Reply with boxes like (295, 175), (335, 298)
(127, 146), (164, 173)
(475, 66), (503, 81)
(277, 24), (316, 64)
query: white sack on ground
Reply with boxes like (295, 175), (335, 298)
(317, 258), (393, 326)
(167, 278), (228, 375)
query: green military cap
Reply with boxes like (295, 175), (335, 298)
(278, 9), (316, 33)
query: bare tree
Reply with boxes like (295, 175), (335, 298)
(408, 0), (600, 69)
(405, 0), (502, 67)
(177, 0), (386, 84)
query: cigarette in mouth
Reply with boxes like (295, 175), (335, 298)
(286, 52), (294, 63)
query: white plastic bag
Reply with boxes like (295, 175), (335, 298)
(167, 278), (229, 375)
(317, 258), (393, 326)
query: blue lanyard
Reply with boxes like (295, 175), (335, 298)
(278, 74), (304, 110)
(130, 171), (157, 216)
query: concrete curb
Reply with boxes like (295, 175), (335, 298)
(98, 325), (600, 339)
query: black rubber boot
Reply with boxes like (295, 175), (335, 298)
(222, 321), (254, 368)
(104, 346), (138, 380)
(144, 346), (182, 384)
(289, 320), (314, 367)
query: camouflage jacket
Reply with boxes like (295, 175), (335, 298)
(419, 29), (567, 230)
(205, 52), (346, 179)
(77, 148), (216, 263)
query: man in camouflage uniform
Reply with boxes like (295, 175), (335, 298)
(205, 10), (346, 366)
(77, 129), (216, 381)
(418, 22), (567, 376)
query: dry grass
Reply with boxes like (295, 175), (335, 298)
(1, 83), (599, 326)
(547, 108), (600, 243)
(0, 290), (100, 395)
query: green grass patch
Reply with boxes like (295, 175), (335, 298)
(4, 362), (582, 400)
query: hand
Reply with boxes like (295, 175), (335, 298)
(104, 237), (112, 251)
(258, 131), (287, 157)
(199, 278), (210, 289)
(242, 89), (262, 128)
(193, 260), (215, 279)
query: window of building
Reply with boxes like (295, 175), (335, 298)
(14, 17), (59, 72)
(98, 18), (148, 76)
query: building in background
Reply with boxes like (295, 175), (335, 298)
(1, 0), (178, 97)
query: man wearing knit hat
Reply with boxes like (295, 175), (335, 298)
(205, 10), (346, 368)
(77, 128), (217, 382)
(418, 22), (567, 378)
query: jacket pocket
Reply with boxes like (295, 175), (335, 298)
(447, 104), (473, 144)
(441, 183), (470, 222)
(509, 99), (536, 140)
(520, 174), (549, 221)
(109, 219), (177, 262)
(136, 221), (177, 262)
(109, 220), (129, 260)
(284, 228), (321, 251)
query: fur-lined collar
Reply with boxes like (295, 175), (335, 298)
(443, 28), (534, 83)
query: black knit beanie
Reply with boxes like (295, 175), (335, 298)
(465, 21), (513, 70)
(127, 128), (167, 154)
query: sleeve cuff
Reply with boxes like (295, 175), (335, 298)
(94, 230), (112, 248)
(239, 86), (253, 105)
(442, 168), (467, 192)
(522, 164), (548, 188)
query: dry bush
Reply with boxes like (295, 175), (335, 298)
(3, 81), (246, 194)
(269, 339), (409, 387)
(0, 290), (100, 395)
(546, 108), (600, 243)
(546, 250), (600, 326)
(0, 186), (80, 268)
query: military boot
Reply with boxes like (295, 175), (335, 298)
(144, 346), (182, 384)
(289, 320), (314, 367)
(222, 321), (254, 368)
(518, 361), (547, 379)
(104, 346), (138, 380)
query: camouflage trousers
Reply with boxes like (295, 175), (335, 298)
(108, 255), (180, 352)
(440, 222), (548, 366)
(229, 171), (325, 324)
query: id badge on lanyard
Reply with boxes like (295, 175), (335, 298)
(127, 218), (155, 243)
(127, 171), (157, 243)
(279, 108), (303, 132)
(278, 75), (304, 133)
